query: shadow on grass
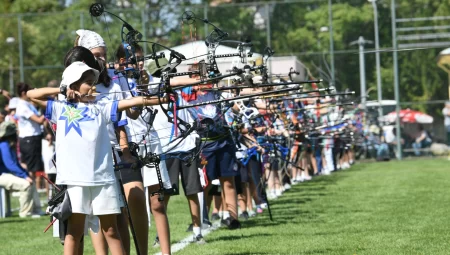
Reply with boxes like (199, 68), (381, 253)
(206, 232), (272, 243)
(221, 252), (272, 255)
(244, 172), (353, 228)
(0, 219), (28, 224)
(302, 247), (365, 254)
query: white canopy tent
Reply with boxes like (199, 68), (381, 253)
(155, 40), (261, 73)
(150, 41), (306, 80)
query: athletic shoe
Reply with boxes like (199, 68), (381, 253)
(186, 223), (193, 232)
(303, 175), (312, 181)
(248, 210), (256, 217)
(153, 236), (160, 248)
(284, 183), (291, 190)
(259, 203), (268, 209)
(19, 213), (42, 219)
(275, 189), (283, 197)
(194, 234), (206, 244)
(211, 213), (220, 221)
(267, 191), (278, 200)
(203, 219), (212, 227)
(239, 211), (249, 220)
(342, 162), (350, 169)
(221, 217), (241, 230)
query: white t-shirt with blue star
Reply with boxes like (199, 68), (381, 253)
(95, 81), (127, 149)
(45, 100), (120, 186)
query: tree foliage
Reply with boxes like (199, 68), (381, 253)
(0, 0), (449, 116)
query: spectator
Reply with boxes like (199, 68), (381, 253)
(443, 101), (450, 146)
(0, 121), (37, 218)
(0, 111), (6, 124)
(0, 88), (11, 101)
(5, 97), (19, 124)
(412, 125), (432, 156)
(41, 80), (58, 199)
(15, 83), (46, 214)
(376, 134), (390, 161)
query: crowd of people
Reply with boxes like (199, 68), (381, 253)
(0, 29), (362, 255)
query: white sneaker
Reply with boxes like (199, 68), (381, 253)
(342, 162), (350, 169)
(322, 170), (331, 175)
(284, 183), (291, 190)
(337, 164), (341, 170)
(260, 203), (268, 209)
(303, 175), (312, 181)
(275, 189), (283, 197)
(267, 191), (278, 200)
(296, 175), (304, 182)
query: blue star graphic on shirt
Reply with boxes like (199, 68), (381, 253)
(59, 105), (95, 136)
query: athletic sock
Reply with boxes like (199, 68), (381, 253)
(223, 211), (230, 219)
(193, 226), (201, 236)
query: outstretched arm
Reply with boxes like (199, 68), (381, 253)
(27, 87), (60, 108)
(117, 96), (167, 112)
(170, 77), (199, 86)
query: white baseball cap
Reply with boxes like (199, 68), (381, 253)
(61, 61), (99, 88)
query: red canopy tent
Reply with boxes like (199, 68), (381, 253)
(381, 109), (434, 124)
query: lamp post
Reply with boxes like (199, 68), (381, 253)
(350, 36), (373, 111)
(6, 37), (15, 94)
(368, 0), (383, 118)
(328, 0), (335, 88)
(317, 27), (329, 81)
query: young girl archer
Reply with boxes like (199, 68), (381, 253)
(27, 61), (164, 255)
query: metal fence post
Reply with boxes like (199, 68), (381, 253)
(141, 9), (147, 56)
(18, 14), (24, 82)
(266, 3), (271, 72)
(204, 2), (208, 39)
(80, 11), (84, 29)
(358, 36), (367, 110)
(328, 0), (335, 87)
(391, 0), (402, 160)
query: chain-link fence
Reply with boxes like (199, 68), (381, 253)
(0, 0), (449, 153)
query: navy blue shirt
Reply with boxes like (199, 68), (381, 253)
(0, 141), (28, 179)
(182, 89), (233, 153)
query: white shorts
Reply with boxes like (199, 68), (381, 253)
(139, 143), (171, 189)
(67, 184), (121, 215)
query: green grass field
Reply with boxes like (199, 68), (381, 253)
(1, 159), (449, 254)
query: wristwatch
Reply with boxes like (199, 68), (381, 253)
(60, 85), (67, 97)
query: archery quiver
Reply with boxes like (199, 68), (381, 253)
(47, 185), (72, 245)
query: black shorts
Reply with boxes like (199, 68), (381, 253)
(203, 144), (238, 181)
(235, 174), (243, 195)
(119, 168), (143, 184)
(166, 156), (203, 196)
(116, 151), (143, 184)
(48, 173), (57, 183)
(238, 161), (249, 183)
(19, 135), (44, 173)
(269, 158), (280, 171)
